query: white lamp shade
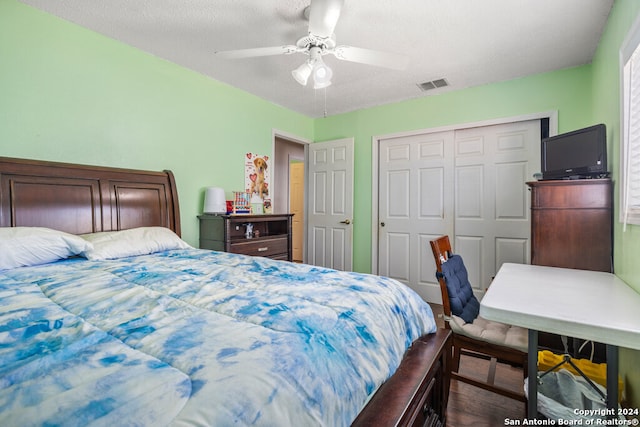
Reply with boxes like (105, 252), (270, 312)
(292, 62), (313, 86)
(203, 187), (226, 213)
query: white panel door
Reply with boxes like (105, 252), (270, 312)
(307, 138), (354, 271)
(454, 120), (540, 293)
(378, 131), (454, 301)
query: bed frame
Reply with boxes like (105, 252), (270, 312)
(0, 156), (452, 427)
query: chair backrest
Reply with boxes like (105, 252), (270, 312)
(430, 236), (453, 317)
(430, 236), (480, 324)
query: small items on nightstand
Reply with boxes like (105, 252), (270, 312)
(250, 194), (264, 214)
(233, 191), (251, 214)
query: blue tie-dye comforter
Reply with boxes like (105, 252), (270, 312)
(0, 249), (436, 426)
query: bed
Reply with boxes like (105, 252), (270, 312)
(0, 156), (451, 426)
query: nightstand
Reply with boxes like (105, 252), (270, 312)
(198, 214), (293, 261)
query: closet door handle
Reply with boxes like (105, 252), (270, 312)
(340, 219), (351, 225)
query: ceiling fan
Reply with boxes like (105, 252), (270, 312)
(215, 0), (410, 89)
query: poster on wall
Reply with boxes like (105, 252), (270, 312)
(245, 153), (272, 213)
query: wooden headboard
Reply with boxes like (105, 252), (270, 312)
(0, 157), (181, 236)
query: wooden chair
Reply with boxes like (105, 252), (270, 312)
(430, 235), (528, 403)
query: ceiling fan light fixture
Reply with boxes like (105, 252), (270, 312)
(292, 61), (314, 86)
(312, 61), (333, 89)
(218, 0), (408, 100)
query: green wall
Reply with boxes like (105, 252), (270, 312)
(0, 1), (314, 246)
(592, 0), (640, 292)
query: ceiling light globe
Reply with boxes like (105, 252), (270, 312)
(313, 63), (333, 89)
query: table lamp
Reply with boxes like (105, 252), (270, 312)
(203, 187), (226, 214)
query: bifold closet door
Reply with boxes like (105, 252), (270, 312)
(378, 120), (540, 303)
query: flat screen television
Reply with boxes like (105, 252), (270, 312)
(541, 124), (608, 180)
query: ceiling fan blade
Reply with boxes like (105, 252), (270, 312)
(308, 0), (344, 38)
(216, 45), (298, 59)
(332, 45), (410, 70)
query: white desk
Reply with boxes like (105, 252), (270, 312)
(480, 263), (640, 419)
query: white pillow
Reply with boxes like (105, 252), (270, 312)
(0, 227), (92, 271)
(81, 227), (192, 260)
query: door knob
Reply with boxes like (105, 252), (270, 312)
(340, 219), (351, 225)
(381, 222), (385, 227)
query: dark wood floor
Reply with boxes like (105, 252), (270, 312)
(429, 303), (526, 427)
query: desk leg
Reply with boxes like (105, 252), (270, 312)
(606, 345), (618, 419)
(528, 329), (538, 419)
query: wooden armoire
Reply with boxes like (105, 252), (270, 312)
(527, 179), (613, 272)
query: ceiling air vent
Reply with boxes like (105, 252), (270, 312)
(417, 78), (449, 92)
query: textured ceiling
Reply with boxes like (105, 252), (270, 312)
(21, 0), (613, 118)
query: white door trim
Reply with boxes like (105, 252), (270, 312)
(370, 111), (558, 274)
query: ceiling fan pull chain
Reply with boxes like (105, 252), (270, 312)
(324, 88), (328, 118)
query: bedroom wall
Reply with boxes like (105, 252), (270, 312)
(0, 0), (602, 274)
(592, 0), (640, 293)
(0, 1), (314, 246)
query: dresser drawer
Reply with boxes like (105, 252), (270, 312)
(230, 237), (288, 257)
(530, 180), (612, 209)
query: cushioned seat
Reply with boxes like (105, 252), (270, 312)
(430, 235), (528, 404)
(448, 314), (528, 352)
